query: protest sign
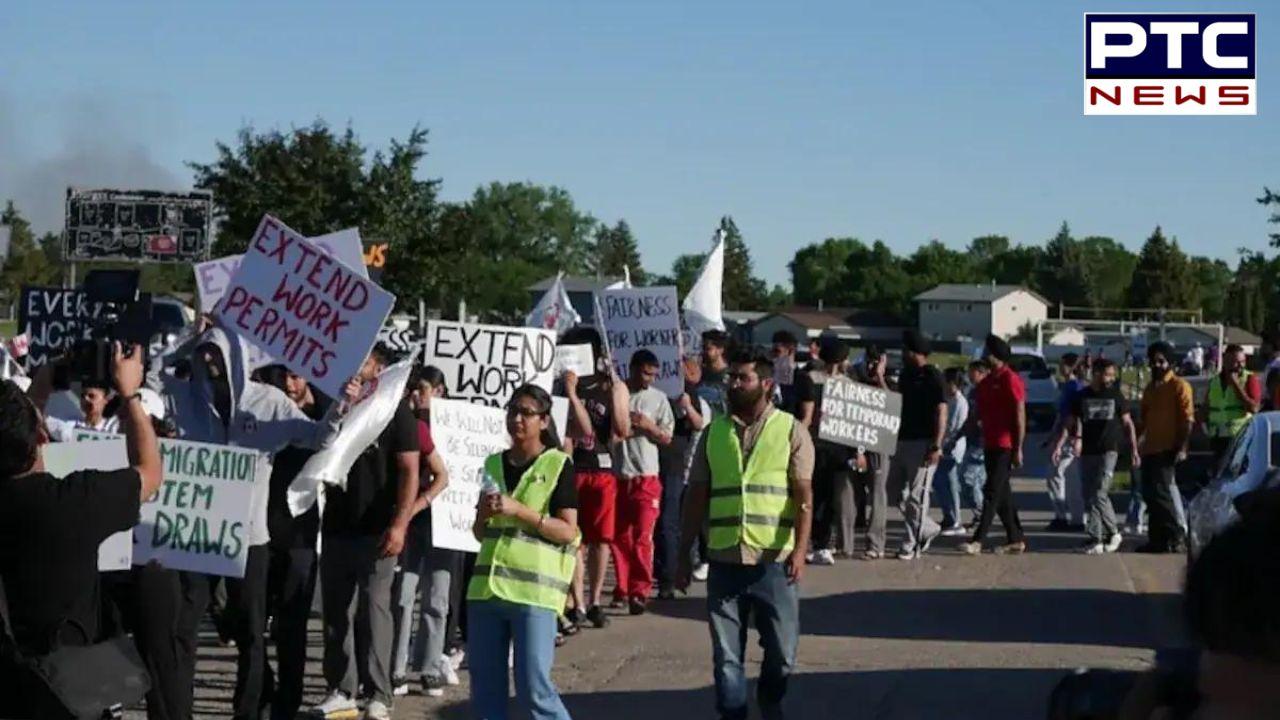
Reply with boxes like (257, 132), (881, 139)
(817, 376), (903, 456)
(554, 343), (595, 377)
(216, 215), (394, 399)
(195, 228), (367, 315)
(66, 431), (269, 578)
(430, 399), (510, 553)
(598, 286), (683, 397)
(423, 321), (556, 406)
(17, 286), (150, 367)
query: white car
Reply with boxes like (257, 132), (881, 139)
(1009, 349), (1058, 430)
(1186, 411), (1280, 559)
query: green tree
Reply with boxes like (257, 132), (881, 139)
(986, 244), (1045, 288)
(653, 253), (708, 299)
(842, 239), (914, 316)
(903, 240), (980, 294)
(1191, 256), (1234, 322)
(1259, 187), (1280, 247)
(966, 235), (1011, 273)
(718, 216), (768, 310)
(1078, 236), (1138, 309)
(1127, 226), (1200, 311)
(590, 219), (646, 285)
(1225, 252), (1271, 333)
(789, 237), (860, 306)
(1035, 222), (1094, 308)
(1, 202), (58, 301)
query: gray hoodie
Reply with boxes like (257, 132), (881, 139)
(151, 327), (342, 546)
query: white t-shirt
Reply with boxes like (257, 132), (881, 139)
(615, 387), (676, 479)
(46, 415), (120, 442)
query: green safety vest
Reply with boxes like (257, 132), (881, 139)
(467, 450), (580, 613)
(707, 410), (797, 553)
(1207, 371), (1254, 439)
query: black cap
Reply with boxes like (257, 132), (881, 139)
(902, 329), (931, 355)
(984, 334), (1012, 363)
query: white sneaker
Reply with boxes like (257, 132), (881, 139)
(363, 700), (392, 720)
(692, 563), (710, 582)
(447, 648), (466, 671)
(391, 676), (409, 697)
(1106, 534), (1124, 553)
(1081, 543), (1106, 555)
(940, 525), (968, 537)
(811, 549), (836, 566)
(422, 674), (446, 698)
(310, 690), (359, 719)
(440, 657), (461, 686)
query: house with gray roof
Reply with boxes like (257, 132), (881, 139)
(915, 284), (1049, 341)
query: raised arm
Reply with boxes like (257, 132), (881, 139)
(113, 343), (162, 502)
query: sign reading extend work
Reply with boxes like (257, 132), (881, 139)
(423, 321), (556, 407)
(817, 376), (903, 456)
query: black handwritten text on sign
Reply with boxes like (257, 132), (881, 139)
(424, 321), (556, 407)
(817, 376), (904, 456)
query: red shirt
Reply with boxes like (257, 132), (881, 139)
(977, 364), (1026, 450)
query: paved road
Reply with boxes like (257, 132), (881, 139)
(175, 441), (1189, 719)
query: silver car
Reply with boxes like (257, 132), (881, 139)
(1186, 411), (1280, 559)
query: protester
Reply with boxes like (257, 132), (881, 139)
(654, 359), (709, 600)
(849, 346), (890, 554)
(312, 345), (420, 720)
(611, 350), (674, 615)
(561, 326), (630, 630)
(677, 351), (814, 720)
(959, 335), (1028, 556)
(954, 360), (990, 530)
(1201, 343), (1261, 466)
(391, 365), (455, 698)
(257, 365), (327, 720)
(771, 331), (801, 414)
(698, 329), (732, 418)
(1049, 359), (1139, 555)
(467, 384), (579, 720)
(0, 344), (163, 718)
(806, 338), (854, 566)
(1136, 342), (1194, 554)
(153, 325), (354, 720)
(1044, 353), (1085, 532)
(886, 331), (946, 560)
(933, 366), (970, 536)
(38, 378), (121, 440)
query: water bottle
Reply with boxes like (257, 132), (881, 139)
(480, 469), (502, 497)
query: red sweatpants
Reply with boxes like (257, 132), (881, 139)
(610, 475), (663, 602)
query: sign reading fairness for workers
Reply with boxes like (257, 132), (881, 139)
(430, 399), (510, 553)
(423, 321), (556, 407)
(817, 376), (903, 457)
(216, 215), (395, 400)
(598, 286), (683, 397)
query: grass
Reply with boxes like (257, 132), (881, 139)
(0, 320), (13, 338)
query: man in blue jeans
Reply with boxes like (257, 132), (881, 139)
(677, 352), (815, 720)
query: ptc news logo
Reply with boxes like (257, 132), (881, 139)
(1084, 13), (1256, 115)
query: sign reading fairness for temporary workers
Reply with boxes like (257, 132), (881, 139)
(216, 215), (395, 400)
(423, 321), (556, 407)
(817, 376), (904, 457)
(430, 399), (510, 553)
(598, 286), (683, 397)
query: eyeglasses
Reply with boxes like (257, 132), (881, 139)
(507, 406), (546, 419)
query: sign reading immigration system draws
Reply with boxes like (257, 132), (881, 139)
(216, 215), (395, 400)
(817, 376), (903, 457)
(429, 399), (510, 553)
(598, 286), (683, 397)
(423, 321), (556, 406)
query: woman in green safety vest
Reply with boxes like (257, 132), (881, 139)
(467, 383), (580, 720)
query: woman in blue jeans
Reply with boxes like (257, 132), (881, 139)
(467, 384), (580, 720)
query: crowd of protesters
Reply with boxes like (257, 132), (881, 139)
(0, 311), (1261, 720)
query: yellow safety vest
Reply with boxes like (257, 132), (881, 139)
(707, 410), (797, 553)
(1208, 371), (1253, 439)
(467, 450), (579, 613)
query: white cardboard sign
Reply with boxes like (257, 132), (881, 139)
(598, 286), (684, 397)
(423, 321), (556, 407)
(554, 343), (595, 377)
(215, 216), (395, 399)
(194, 228), (367, 315)
(430, 399), (510, 553)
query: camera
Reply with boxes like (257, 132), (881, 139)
(69, 269), (153, 385)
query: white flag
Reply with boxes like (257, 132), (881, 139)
(287, 350), (419, 516)
(682, 229), (726, 336)
(526, 272), (582, 338)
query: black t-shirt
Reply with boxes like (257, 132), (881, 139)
(794, 368), (818, 409)
(324, 398), (420, 537)
(570, 375), (615, 471)
(501, 450), (578, 515)
(0, 468), (140, 655)
(267, 395), (327, 550)
(897, 363), (947, 441)
(1072, 385), (1128, 455)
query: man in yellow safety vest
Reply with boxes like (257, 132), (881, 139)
(678, 351), (814, 720)
(1201, 343), (1261, 465)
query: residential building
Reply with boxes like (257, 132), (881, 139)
(915, 284), (1049, 341)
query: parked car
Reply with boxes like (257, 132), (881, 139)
(1009, 349), (1058, 430)
(1186, 411), (1280, 560)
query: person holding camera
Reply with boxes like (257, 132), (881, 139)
(0, 343), (163, 718)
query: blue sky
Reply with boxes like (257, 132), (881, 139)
(2, 0), (1276, 287)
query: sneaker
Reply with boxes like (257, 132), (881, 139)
(940, 524), (968, 537)
(811, 549), (836, 566)
(629, 598), (647, 616)
(958, 541), (983, 556)
(391, 676), (410, 697)
(657, 587), (677, 600)
(446, 648), (466, 671)
(896, 549), (917, 561)
(1046, 518), (1070, 532)
(364, 700), (392, 720)
(995, 541), (1027, 555)
(310, 690), (359, 719)
(804, 551), (815, 563)
(1081, 543), (1106, 555)
(1105, 534), (1124, 553)
(440, 658), (461, 686)
(918, 530), (939, 556)
(586, 605), (611, 628)
(422, 675), (446, 698)
(859, 550), (885, 561)
(692, 563), (710, 582)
